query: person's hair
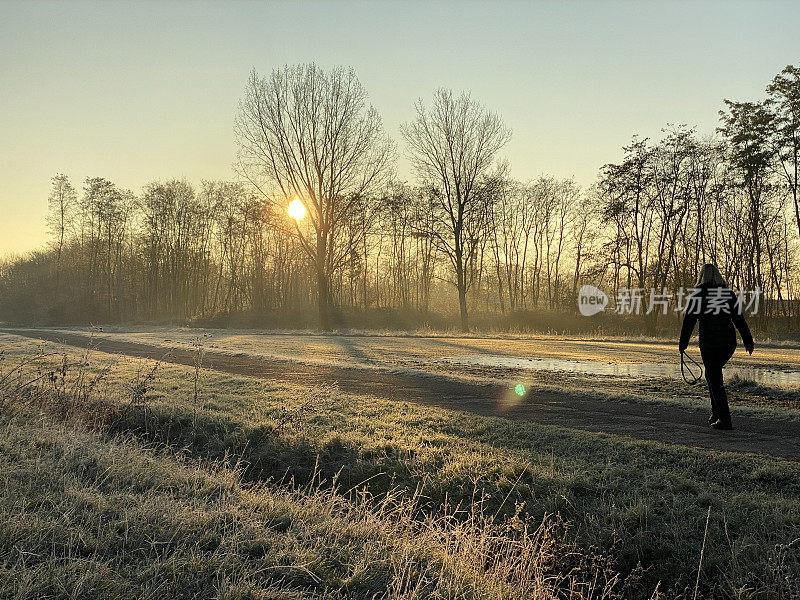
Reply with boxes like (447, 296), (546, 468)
(696, 263), (727, 287)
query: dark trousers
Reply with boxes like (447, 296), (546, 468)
(701, 344), (736, 423)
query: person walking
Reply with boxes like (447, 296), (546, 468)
(679, 264), (754, 430)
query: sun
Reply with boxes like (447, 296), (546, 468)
(287, 198), (306, 220)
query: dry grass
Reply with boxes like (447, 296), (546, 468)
(1, 389), (641, 598)
(0, 334), (798, 598)
(29, 326), (800, 383)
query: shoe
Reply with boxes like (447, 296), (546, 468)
(710, 419), (733, 430)
(708, 413), (717, 425)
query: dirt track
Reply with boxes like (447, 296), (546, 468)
(5, 328), (799, 460)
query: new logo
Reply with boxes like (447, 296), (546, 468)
(578, 285), (608, 316)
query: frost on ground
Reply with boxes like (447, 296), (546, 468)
(15, 326), (800, 415)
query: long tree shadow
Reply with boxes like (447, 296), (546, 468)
(7, 328), (800, 460)
(328, 334), (381, 366)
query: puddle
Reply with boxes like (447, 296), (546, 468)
(444, 355), (800, 388)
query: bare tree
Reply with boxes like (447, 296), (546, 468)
(235, 64), (393, 330)
(402, 89), (510, 331)
(719, 100), (775, 293)
(47, 174), (77, 300)
(766, 65), (800, 241)
(47, 174), (77, 263)
(570, 187), (600, 300)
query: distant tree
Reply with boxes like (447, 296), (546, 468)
(571, 186), (601, 300)
(47, 174), (77, 263)
(599, 137), (655, 295)
(235, 64), (392, 330)
(80, 177), (131, 320)
(140, 179), (209, 317)
(402, 89), (510, 331)
(649, 126), (694, 294)
(543, 178), (579, 309)
(719, 100), (775, 292)
(766, 65), (800, 240)
(408, 186), (437, 312)
(486, 175), (523, 312)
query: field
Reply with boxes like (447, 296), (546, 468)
(1, 328), (799, 599)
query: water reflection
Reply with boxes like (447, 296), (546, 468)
(445, 355), (800, 388)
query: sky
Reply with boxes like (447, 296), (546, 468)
(1, 0), (799, 257)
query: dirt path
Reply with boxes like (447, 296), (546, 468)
(6, 329), (799, 460)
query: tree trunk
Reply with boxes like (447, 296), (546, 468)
(317, 267), (330, 331)
(456, 261), (469, 332)
(458, 286), (469, 331)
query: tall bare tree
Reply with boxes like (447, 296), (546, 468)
(719, 100), (775, 293)
(402, 89), (510, 330)
(47, 174), (77, 300)
(47, 174), (77, 263)
(766, 65), (800, 241)
(235, 64), (392, 330)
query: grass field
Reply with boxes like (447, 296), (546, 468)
(37, 325), (800, 370)
(21, 326), (800, 414)
(1, 332), (799, 599)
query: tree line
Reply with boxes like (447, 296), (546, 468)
(1, 64), (798, 331)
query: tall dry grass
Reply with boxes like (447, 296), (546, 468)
(1, 338), (797, 598)
(0, 341), (654, 599)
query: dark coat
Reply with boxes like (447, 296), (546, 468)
(679, 283), (754, 354)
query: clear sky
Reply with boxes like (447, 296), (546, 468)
(1, 0), (798, 256)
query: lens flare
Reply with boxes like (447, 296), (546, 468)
(287, 199), (306, 220)
(497, 380), (529, 412)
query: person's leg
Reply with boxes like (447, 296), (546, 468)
(705, 364), (730, 425)
(703, 360), (730, 420)
(707, 380), (718, 424)
(716, 345), (736, 426)
(703, 345), (735, 428)
(702, 349), (720, 421)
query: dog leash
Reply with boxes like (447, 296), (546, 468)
(680, 350), (703, 385)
